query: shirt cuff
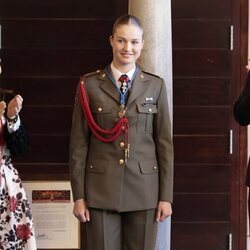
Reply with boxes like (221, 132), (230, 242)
(7, 115), (21, 133)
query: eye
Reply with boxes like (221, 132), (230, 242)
(117, 39), (125, 44)
(132, 40), (139, 45)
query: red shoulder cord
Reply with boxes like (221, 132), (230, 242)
(78, 77), (129, 143)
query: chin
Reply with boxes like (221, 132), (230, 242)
(120, 58), (135, 64)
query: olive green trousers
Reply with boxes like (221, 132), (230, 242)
(86, 208), (157, 250)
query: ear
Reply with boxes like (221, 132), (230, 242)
(109, 35), (113, 47)
(141, 39), (144, 49)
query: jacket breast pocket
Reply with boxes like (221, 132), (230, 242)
(90, 103), (113, 128)
(137, 103), (157, 133)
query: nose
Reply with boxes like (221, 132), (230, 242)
(124, 42), (131, 51)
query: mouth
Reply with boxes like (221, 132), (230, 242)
(121, 53), (132, 58)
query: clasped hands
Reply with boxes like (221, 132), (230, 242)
(0, 95), (23, 120)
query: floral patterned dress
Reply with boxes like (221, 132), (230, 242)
(0, 118), (36, 250)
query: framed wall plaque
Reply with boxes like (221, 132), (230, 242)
(23, 181), (80, 249)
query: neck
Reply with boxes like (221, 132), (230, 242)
(112, 62), (135, 73)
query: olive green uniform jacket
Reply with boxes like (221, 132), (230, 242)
(69, 66), (173, 212)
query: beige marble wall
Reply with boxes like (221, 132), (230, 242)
(128, 1), (173, 249)
(129, 0), (173, 116)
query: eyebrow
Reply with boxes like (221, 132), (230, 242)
(116, 36), (141, 41)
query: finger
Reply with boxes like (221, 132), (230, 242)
(79, 213), (88, 223)
(156, 209), (161, 222)
(0, 101), (6, 109)
(16, 97), (23, 107)
(74, 211), (87, 223)
(0, 110), (5, 117)
(15, 95), (23, 102)
(86, 209), (90, 222)
(160, 212), (168, 222)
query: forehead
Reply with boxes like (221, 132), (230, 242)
(114, 24), (143, 39)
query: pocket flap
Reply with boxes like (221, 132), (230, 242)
(139, 161), (159, 174)
(137, 104), (157, 114)
(86, 161), (107, 173)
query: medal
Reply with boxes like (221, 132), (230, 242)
(118, 104), (126, 118)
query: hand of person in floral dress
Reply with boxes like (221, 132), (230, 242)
(0, 101), (7, 118)
(7, 95), (23, 120)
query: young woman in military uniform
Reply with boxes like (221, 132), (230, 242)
(69, 15), (173, 250)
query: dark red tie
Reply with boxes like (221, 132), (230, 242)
(119, 74), (130, 93)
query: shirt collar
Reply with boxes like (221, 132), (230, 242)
(111, 63), (136, 83)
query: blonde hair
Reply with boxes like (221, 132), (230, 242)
(111, 15), (143, 37)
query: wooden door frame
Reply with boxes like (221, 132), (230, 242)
(232, 0), (248, 249)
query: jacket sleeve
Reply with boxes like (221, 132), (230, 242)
(69, 82), (90, 202)
(234, 71), (250, 126)
(154, 79), (174, 203)
(4, 121), (30, 157)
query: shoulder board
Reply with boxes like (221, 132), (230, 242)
(84, 69), (101, 77)
(142, 71), (161, 78)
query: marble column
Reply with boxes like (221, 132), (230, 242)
(129, 0), (173, 114)
(128, 1), (173, 250)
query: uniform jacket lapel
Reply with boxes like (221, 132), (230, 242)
(98, 69), (120, 104)
(127, 68), (150, 108)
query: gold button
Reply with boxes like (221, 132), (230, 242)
(102, 73), (106, 78)
(153, 166), (157, 170)
(141, 74), (144, 79)
(120, 142), (125, 148)
(90, 165), (94, 169)
(119, 159), (124, 165)
(149, 108), (152, 112)
(98, 107), (102, 112)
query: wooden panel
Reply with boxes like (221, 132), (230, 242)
(0, 1), (129, 250)
(173, 78), (230, 106)
(1, 77), (78, 105)
(15, 135), (69, 163)
(173, 194), (230, 221)
(174, 107), (230, 134)
(171, 0), (246, 248)
(174, 164), (230, 193)
(0, 0), (119, 19)
(173, 20), (230, 48)
(22, 107), (73, 135)
(174, 136), (230, 164)
(172, 0), (231, 19)
(0, 49), (112, 76)
(1, 20), (113, 49)
(172, 223), (230, 250)
(173, 49), (231, 77)
(14, 163), (69, 180)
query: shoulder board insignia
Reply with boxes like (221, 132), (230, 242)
(84, 69), (101, 77)
(142, 71), (161, 78)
